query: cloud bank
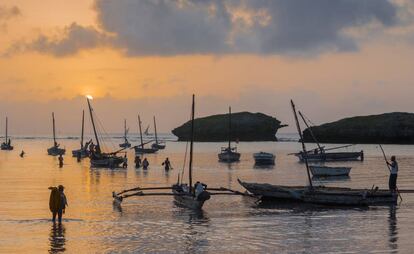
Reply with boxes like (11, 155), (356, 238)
(5, 0), (402, 57)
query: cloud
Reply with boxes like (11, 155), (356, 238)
(0, 5), (21, 20)
(3, 0), (401, 57)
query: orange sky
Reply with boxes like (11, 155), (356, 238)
(1, 0), (414, 134)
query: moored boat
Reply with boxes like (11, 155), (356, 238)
(253, 152), (275, 165)
(134, 115), (158, 154)
(71, 110), (90, 158)
(218, 107), (240, 162)
(1, 117), (13, 150)
(309, 165), (351, 176)
(119, 119), (131, 148)
(47, 113), (65, 156)
(151, 116), (166, 150)
(295, 150), (363, 162)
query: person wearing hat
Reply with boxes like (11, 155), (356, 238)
(387, 155), (399, 192)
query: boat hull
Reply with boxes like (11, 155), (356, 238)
(1, 143), (13, 150)
(218, 151), (240, 162)
(71, 148), (90, 158)
(172, 185), (205, 210)
(90, 156), (124, 168)
(238, 180), (397, 206)
(151, 143), (166, 150)
(134, 147), (158, 154)
(119, 142), (131, 148)
(309, 166), (351, 176)
(296, 151), (363, 162)
(47, 146), (66, 156)
(253, 152), (275, 165)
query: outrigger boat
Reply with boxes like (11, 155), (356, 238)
(86, 96), (124, 168)
(292, 111), (364, 162)
(218, 107), (240, 162)
(134, 115), (158, 154)
(113, 95), (251, 210)
(119, 119), (131, 148)
(47, 112), (65, 156)
(239, 100), (397, 206)
(309, 165), (351, 177)
(71, 110), (90, 158)
(151, 116), (166, 150)
(1, 117), (13, 150)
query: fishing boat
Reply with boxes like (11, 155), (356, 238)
(238, 100), (397, 206)
(119, 119), (131, 148)
(292, 111), (364, 162)
(134, 115), (158, 154)
(86, 96), (124, 168)
(1, 117), (13, 150)
(71, 110), (90, 158)
(218, 107), (240, 162)
(151, 116), (166, 150)
(253, 152), (275, 165)
(309, 165), (351, 177)
(144, 125), (150, 136)
(47, 113), (66, 156)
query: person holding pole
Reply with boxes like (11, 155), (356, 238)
(387, 155), (398, 192)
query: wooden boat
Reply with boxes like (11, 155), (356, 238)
(253, 152), (275, 165)
(309, 165), (351, 176)
(119, 119), (131, 148)
(71, 110), (90, 158)
(1, 117), (13, 150)
(144, 125), (150, 136)
(218, 107), (240, 162)
(134, 115), (158, 154)
(47, 113), (65, 156)
(238, 180), (397, 206)
(295, 150), (363, 162)
(238, 100), (397, 206)
(151, 116), (166, 150)
(86, 96), (124, 168)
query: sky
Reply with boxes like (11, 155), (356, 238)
(1, 0), (414, 135)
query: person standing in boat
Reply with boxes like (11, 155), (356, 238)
(162, 157), (172, 171)
(194, 181), (207, 199)
(387, 155), (398, 192)
(142, 158), (149, 170)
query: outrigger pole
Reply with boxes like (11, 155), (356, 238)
(291, 100), (313, 189)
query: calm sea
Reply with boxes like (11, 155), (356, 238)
(1, 133), (414, 253)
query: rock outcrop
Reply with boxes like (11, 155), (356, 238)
(302, 112), (414, 144)
(172, 112), (286, 141)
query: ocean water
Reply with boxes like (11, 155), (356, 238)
(1, 134), (414, 253)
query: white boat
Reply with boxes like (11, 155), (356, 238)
(309, 165), (351, 176)
(47, 113), (65, 156)
(253, 152), (275, 165)
(1, 117), (13, 151)
(218, 107), (240, 162)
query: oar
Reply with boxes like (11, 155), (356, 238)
(379, 144), (402, 201)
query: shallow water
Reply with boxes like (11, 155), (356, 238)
(1, 135), (414, 253)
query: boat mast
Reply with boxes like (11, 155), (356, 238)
(87, 98), (101, 153)
(52, 112), (56, 146)
(153, 116), (158, 144)
(228, 106), (231, 150)
(291, 100), (313, 189)
(298, 111), (322, 151)
(5, 117), (8, 143)
(189, 94), (195, 193)
(138, 115), (144, 148)
(81, 110), (85, 148)
(124, 119), (127, 143)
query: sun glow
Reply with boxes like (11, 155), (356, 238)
(86, 95), (93, 100)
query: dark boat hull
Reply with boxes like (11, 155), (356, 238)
(1, 143), (13, 150)
(90, 155), (124, 168)
(172, 184), (205, 210)
(71, 148), (90, 158)
(47, 146), (66, 156)
(218, 151), (240, 162)
(134, 147), (158, 154)
(119, 142), (131, 148)
(253, 152), (275, 165)
(296, 151), (363, 162)
(151, 143), (166, 150)
(238, 180), (397, 206)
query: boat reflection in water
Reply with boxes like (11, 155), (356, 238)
(49, 223), (66, 253)
(388, 205), (398, 252)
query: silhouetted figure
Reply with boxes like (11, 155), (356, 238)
(122, 154), (128, 168)
(162, 157), (172, 171)
(76, 151), (81, 162)
(58, 154), (64, 168)
(134, 156), (141, 168)
(49, 185), (68, 223)
(20, 150), (25, 158)
(142, 158), (149, 170)
(387, 155), (398, 192)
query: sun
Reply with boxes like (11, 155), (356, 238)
(86, 95), (93, 100)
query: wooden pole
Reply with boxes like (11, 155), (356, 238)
(189, 94), (195, 193)
(228, 106), (231, 150)
(291, 100), (313, 189)
(298, 111), (322, 151)
(138, 115), (144, 148)
(5, 116), (8, 143)
(379, 144), (402, 201)
(52, 112), (56, 145)
(153, 116), (158, 144)
(81, 110), (84, 148)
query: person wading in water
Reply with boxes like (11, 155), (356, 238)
(49, 185), (68, 223)
(387, 155), (398, 192)
(162, 157), (173, 171)
(142, 158), (149, 170)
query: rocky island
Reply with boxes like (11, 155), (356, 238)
(172, 112), (286, 141)
(302, 112), (414, 144)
